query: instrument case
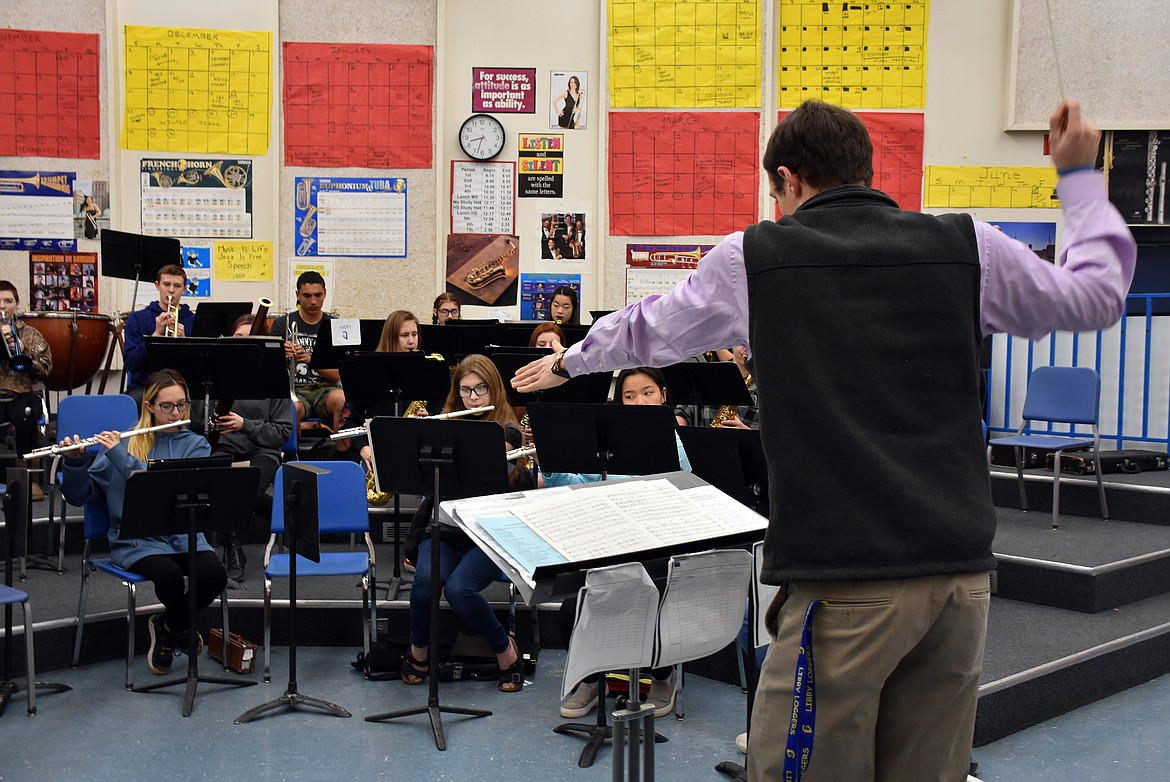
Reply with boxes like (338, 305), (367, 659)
(1045, 449), (1169, 475)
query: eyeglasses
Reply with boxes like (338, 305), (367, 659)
(438, 308), (460, 316)
(457, 383), (489, 399)
(151, 400), (190, 413)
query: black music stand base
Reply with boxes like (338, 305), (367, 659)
(236, 464), (350, 725)
(122, 469), (262, 717)
(235, 687), (350, 723)
(552, 678), (667, 768)
(715, 761), (747, 780)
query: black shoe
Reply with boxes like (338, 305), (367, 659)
(224, 535), (246, 582)
(172, 629), (205, 657)
(147, 614), (174, 675)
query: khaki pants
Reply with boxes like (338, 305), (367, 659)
(748, 573), (991, 782)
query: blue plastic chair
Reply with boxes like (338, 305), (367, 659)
(991, 366), (1109, 529)
(262, 460), (376, 682)
(0, 583), (37, 714)
(48, 394), (139, 574)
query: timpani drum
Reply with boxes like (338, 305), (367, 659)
(19, 311), (113, 391)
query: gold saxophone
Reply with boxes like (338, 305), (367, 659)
(366, 468), (391, 506)
(465, 238), (516, 288)
(709, 372), (753, 427)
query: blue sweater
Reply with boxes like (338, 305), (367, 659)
(61, 428), (213, 568)
(122, 301), (196, 390)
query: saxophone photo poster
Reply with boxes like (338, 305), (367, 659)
(445, 233), (520, 306)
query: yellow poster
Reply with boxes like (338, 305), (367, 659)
(215, 240), (273, 281)
(777, 0), (929, 109)
(609, 0), (761, 108)
(923, 166), (1060, 210)
(123, 25), (272, 155)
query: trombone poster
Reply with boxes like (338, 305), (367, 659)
(139, 158), (253, 239)
(624, 244), (713, 305)
(0, 170), (76, 252)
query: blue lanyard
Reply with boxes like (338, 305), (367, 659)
(783, 599), (821, 782)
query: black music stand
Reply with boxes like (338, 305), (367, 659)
(99, 229), (181, 322)
(525, 403), (678, 767)
(527, 403), (679, 479)
(191, 302), (254, 337)
(363, 416), (509, 750)
(422, 319), (502, 362)
(145, 336), (289, 435)
(307, 318), (384, 371)
(677, 427), (769, 518)
(0, 468), (70, 716)
(661, 361), (753, 420)
(338, 354), (451, 600)
(488, 352), (611, 408)
(236, 462), (352, 724)
(121, 465), (260, 716)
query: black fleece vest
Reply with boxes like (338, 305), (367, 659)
(744, 186), (996, 583)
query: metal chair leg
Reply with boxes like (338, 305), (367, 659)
(125, 582), (137, 690)
(71, 552), (91, 666)
(263, 576), (272, 683)
(22, 599), (36, 715)
(1014, 447), (1029, 511)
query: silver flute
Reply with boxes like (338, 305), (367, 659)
(25, 419), (191, 459)
(329, 406), (496, 441)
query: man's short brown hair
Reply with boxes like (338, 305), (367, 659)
(762, 100), (874, 193)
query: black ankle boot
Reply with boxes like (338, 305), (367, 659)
(224, 532), (246, 582)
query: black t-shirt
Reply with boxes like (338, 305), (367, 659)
(270, 311), (332, 387)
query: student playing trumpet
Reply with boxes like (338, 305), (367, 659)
(122, 264), (194, 404)
(0, 280), (52, 499)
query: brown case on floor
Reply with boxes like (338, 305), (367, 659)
(209, 628), (257, 674)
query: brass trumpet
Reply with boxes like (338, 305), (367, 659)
(163, 295), (181, 337)
(0, 313), (32, 372)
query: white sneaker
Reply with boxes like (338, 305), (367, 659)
(560, 680), (599, 718)
(735, 732), (748, 754)
(647, 668), (677, 717)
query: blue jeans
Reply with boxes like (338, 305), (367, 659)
(409, 537), (507, 654)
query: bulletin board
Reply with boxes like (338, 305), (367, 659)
(1008, 0), (1170, 130)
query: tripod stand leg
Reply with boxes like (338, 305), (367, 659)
(235, 690), (351, 724)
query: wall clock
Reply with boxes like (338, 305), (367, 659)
(458, 113), (506, 161)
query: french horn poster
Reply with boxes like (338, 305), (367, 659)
(139, 158), (253, 238)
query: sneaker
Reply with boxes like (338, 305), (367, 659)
(560, 680), (600, 718)
(147, 614), (174, 675)
(735, 732), (748, 754)
(403, 557), (416, 574)
(647, 668), (677, 718)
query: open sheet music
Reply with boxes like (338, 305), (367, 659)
(440, 472), (768, 603)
